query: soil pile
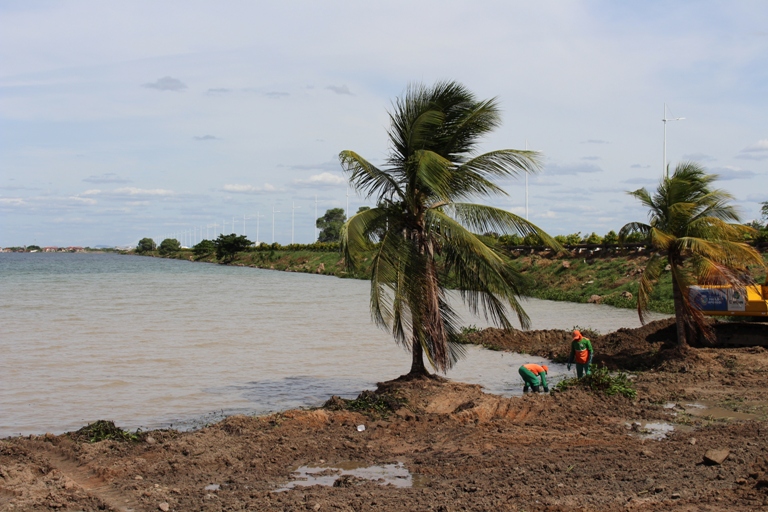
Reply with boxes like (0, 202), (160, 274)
(2, 321), (768, 511)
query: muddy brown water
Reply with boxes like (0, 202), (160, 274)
(0, 253), (670, 437)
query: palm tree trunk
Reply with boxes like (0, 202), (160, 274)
(409, 337), (428, 376)
(672, 279), (689, 348)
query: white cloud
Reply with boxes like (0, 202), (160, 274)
(326, 85), (353, 95)
(142, 76), (187, 91)
(734, 153), (768, 161)
(112, 187), (175, 197)
(741, 139), (768, 153)
(293, 172), (346, 188)
(682, 153), (716, 162)
(542, 163), (603, 176)
(222, 183), (277, 194)
(710, 167), (759, 181)
(0, 197), (26, 206)
(83, 173), (131, 184)
(69, 196), (97, 205)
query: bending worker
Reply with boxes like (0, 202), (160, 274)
(519, 363), (549, 393)
(567, 329), (593, 378)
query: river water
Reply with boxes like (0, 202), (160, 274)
(0, 253), (669, 437)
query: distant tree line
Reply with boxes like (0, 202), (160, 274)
(134, 200), (768, 261)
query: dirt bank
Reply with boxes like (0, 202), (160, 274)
(2, 321), (768, 511)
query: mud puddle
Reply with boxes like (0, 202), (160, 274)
(626, 421), (677, 440)
(275, 461), (426, 491)
(666, 400), (764, 421)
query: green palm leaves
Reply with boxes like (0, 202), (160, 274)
(339, 81), (559, 374)
(620, 162), (764, 346)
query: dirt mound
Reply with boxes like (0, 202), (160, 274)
(466, 317), (768, 371)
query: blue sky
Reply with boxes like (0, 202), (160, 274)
(1, 0), (766, 247)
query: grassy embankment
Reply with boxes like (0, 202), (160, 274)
(150, 247), (768, 316)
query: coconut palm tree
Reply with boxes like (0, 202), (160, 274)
(339, 81), (560, 377)
(620, 162), (763, 347)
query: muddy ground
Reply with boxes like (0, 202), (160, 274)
(2, 320), (768, 511)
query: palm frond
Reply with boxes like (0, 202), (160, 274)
(636, 254), (666, 324)
(452, 203), (562, 251)
(339, 151), (402, 201)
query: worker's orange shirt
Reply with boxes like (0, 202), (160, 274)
(523, 364), (546, 375)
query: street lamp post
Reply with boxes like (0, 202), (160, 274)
(291, 202), (301, 244)
(663, 103), (685, 179)
(272, 205), (280, 244)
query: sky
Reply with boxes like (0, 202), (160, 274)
(1, 0), (766, 248)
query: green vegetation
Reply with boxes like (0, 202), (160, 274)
(70, 420), (140, 443)
(136, 237), (156, 254)
(324, 390), (407, 419)
(620, 162), (765, 347)
(555, 365), (637, 399)
(340, 81), (559, 376)
(214, 233), (252, 262)
(193, 239), (216, 258)
(316, 208), (346, 242)
(746, 201), (768, 243)
(158, 238), (181, 255)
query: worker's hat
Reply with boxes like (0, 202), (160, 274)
(541, 365), (549, 372)
(572, 330), (582, 340)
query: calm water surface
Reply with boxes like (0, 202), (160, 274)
(0, 253), (669, 436)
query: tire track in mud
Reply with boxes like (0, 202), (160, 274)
(26, 441), (142, 512)
(452, 395), (542, 423)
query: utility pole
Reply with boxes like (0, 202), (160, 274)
(662, 103), (685, 179)
(255, 211), (264, 245)
(272, 205), (280, 244)
(315, 195), (318, 242)
(291, 202), (301, 244)
(525, 140), (529, 220)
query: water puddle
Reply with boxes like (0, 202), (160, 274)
(626, 421), (676, 440)
(275, 461), (426, 491)
(679, 401), (761, 421)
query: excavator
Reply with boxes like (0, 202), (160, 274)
(688, 279), (768, 346)
(689, 280), (768, 318)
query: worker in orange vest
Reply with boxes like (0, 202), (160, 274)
(567, 330), (594, 378)
(519, 363), (549, 393)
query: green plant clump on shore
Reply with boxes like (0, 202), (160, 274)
(70, 420), (141, 443)
(555, 365), (637, 399)
(324, 390), (406, 418)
